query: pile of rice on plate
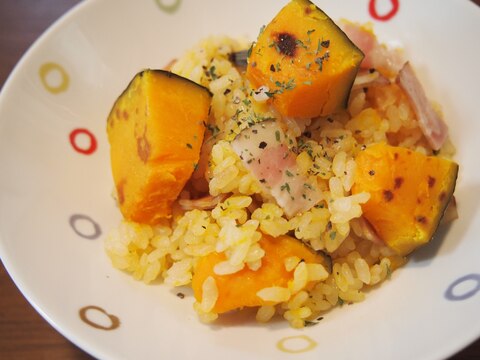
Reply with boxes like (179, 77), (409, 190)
(104, 17), (457, 328)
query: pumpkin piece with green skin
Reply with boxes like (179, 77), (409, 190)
(107, 69), (212, 224)
(246, 0), (364, 119)
(352, 143), (458, 256)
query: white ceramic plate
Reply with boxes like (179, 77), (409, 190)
(1, 0), (479, 359)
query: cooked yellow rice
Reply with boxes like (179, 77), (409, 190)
(104, 35), (454, 328)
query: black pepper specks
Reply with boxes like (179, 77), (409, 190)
(428, 176), (436, 188)
(259, 141), (267, 149)
(369, 170), (375, 176)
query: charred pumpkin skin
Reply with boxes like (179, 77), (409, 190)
(192, 234), (325, 314)
(352, 143), (458, 255)
(246, 0), (364, 119)
(107, 70), (211, 224)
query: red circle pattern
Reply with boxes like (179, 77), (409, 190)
(69, 128), (97, 155)
(369, 0), (399, 21)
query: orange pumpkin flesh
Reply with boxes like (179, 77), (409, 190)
(107, 70), (211, 224)
(246, 0), (364, 119)
(352, 143), (458, 255)
(192, 234), (325, 314)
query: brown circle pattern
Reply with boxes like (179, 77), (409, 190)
(79, 305), (120, 331)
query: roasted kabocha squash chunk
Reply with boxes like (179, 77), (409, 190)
(352, 143), (458, 255)
(192, 234), (329, 314)
(246, 0), (364, 119)
(107, 70), (211, 224)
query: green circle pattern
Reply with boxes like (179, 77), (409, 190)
(155, 0), (182, 14)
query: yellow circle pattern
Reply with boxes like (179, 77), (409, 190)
(39, 62), (69, 94)
(277, 335), (318, 353)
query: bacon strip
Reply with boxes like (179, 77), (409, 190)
(340, 22), (403, 74)
(396, 62), (448, 151)
(231, 121), (321, 217)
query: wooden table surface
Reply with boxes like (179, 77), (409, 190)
(0, 1), (479, 359)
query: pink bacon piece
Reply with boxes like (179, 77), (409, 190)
(396, 62), (449, 151)
(341, 22), (403, 74)
(231, 121), (321, 217)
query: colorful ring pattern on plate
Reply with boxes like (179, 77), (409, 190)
(155, 0), (182, 14)
(368, 0), (400, 21)
(79, 306), (121, 331)
(445, 274), (480, 301)
(39, 62), (69, 94)
(69, 128), (98, 155)
(277, 335), (317, 353)
(69, 214), (102, 240)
